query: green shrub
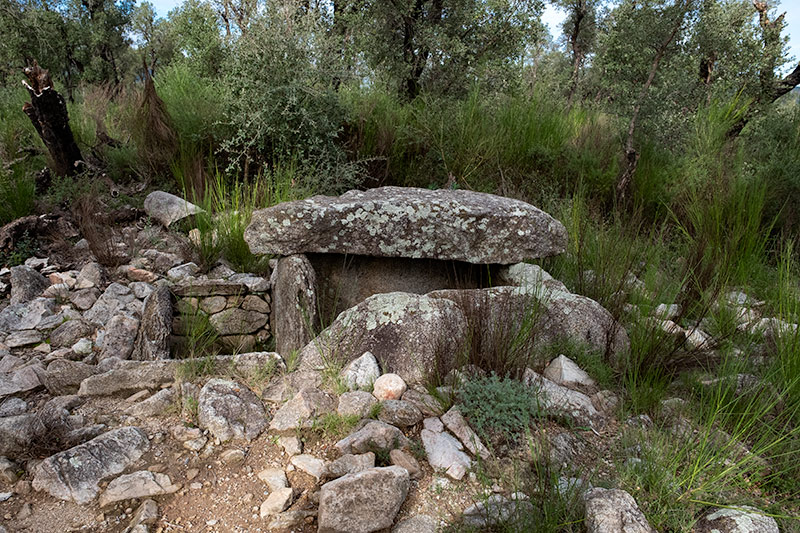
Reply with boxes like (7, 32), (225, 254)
(0, 169), (35, 224)
(220, 9), (361, 193)
(458, 374), (541, 445)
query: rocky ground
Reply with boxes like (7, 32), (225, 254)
(0, 189), (794, 532)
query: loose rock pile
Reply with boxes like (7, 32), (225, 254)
(0, 188), (787, 532)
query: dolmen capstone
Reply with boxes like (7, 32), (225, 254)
(245, 186), (628, 382)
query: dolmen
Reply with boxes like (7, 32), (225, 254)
(244, 186), (628, 383)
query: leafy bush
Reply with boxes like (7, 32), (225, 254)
(220, 9), (361, 193)
(458, 374), (541, 444)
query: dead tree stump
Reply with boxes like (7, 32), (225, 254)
(21, 61), (83, 177)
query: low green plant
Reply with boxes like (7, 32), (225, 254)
(311, 412), (360, 440)
(616, 372), (800, 532)
(176, 355), (217, 382)
(176, 304), (219, 360)
(458, 374), (541, 445)
(0, 169), (36, 225)
(367, 402), (383, 419)
(0, 230), (38, 267)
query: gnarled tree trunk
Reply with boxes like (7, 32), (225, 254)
(21, 61), (83, 177)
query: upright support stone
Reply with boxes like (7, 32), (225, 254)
(272, 254), (318, 356)
(131, 286), (172, 360)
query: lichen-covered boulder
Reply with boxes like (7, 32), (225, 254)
(297, 292), (467, 384)
(583, 488), (655, 533)
(32, 427), (150, 504)
(318, 466), (410, 533)
(428, 283), (629, 359)
(245, 186), (567, 264)
(692, 506), (779, 533)
(197, 378), (267, 442)
(144, 191), (203, 227)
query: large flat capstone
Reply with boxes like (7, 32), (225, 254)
(245, 187), (567, 264)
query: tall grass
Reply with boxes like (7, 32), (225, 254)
(343, 87), (621, 202)
(182, 161), (309, 273)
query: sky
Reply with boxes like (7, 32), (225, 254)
(148, 0), (800, 68)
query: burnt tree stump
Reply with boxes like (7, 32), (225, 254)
(22, 61), (83, 177)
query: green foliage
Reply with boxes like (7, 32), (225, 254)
(185, 169), (279, 273)
(0, 169), (35, 225)
(458, 374), (541, 445)
(219, 8), (361, 192)
(345, 87), (620, 201)
(167, 0), (226, 77)
(156, 63), (224, 149)
(176, 355), (217, 381)
(311, 413), (360, 440)
(176, 305), (219, 360)
(353, 0), (544, 99)
(0, 231), (38, 267)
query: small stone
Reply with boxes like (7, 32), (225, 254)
(13, 480), (31, 495)
(420, 428), (470, 480)
(268, 510), (316, 530)
(278, 436), (303, 456)
(461, 493), (533, 528)
(335, 421), (410, 455)
(220, 448), (245, 465)
(197, 379), (268, 442)
(317, 466), (409, 533)
(401, 389), (445, 417)
(183, 437), (208, 452)
(270, 388), (336, 431)
(259, 487), (294, 518)
(322, 453), (375, 480)
(692, 506), (779, 533)
(241, 295), (270, 314)
(186, 469), (200, 481)
(290, 454), (325, 480)
(98, 471), (179, 507)
(393, 515), (438, 533)
(127, 268), (158, 283)
(441, 406), (490, 459)
(200, 296), (227, 314)
(144, 191), (204, 227)
(71, 338), (93, 356)
(543, 354), (596, 389)
(0, 458), (19, 484)
(378, 400), (423, 428)
(583, 487), (654, 533)
(75, 262), (104, 289)
(129, 499), (159, 528)
(373, 374), (407, 401)
(69, 288), (100, 310)
(16, 502), (31, 520)
(389, 449), (421, 479)
(337, 391), (378, 418)
(257, 468), (288, 491)
(167, 263), (200, 282)
(341, 352), (381, 391)
(422, 417), (444, 433)
(5, 330), (43, 348)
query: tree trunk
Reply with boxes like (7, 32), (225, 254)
(566, 1), (587, 107)
(21, 61), (83, 177)
(615, 3), (687, 205)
